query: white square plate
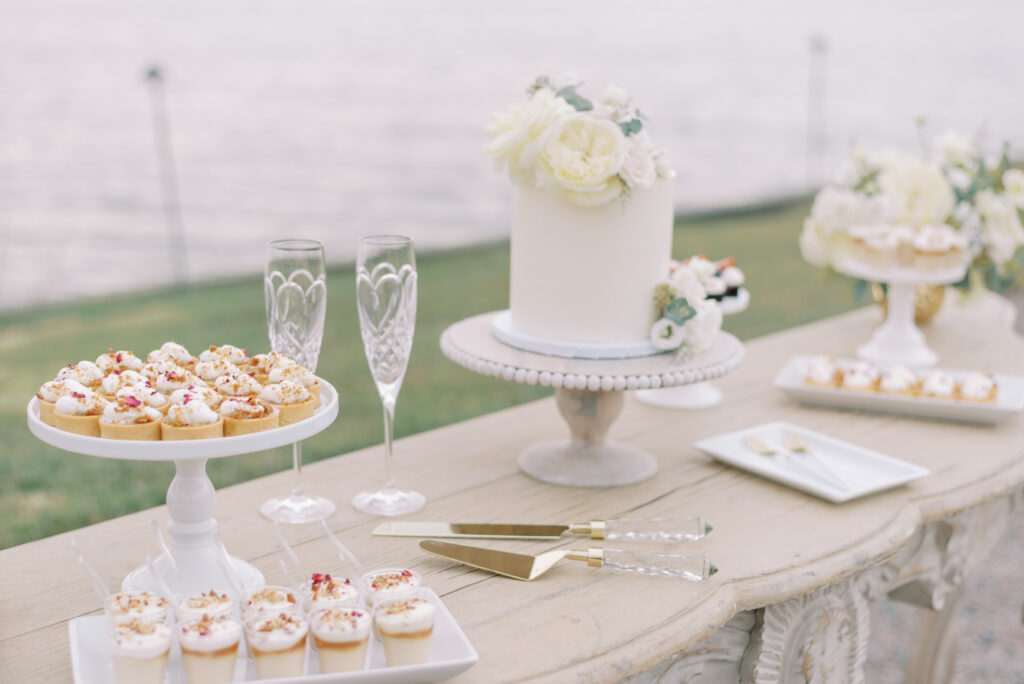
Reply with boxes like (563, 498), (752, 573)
(773, 355), (1024, 425)
(69, 589), (478, 684)
(693, 421), (930, 503)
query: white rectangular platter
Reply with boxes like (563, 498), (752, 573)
(774, 355), (1024, 425)
(693, 421), (930, 503)
(69, 589), (477, 684)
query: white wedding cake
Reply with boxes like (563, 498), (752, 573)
(485, 76), (720, 358)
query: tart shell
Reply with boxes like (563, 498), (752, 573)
(223, 404), (280, 436)
(161, 417), (226, 440)
(100, 419), (162, 441)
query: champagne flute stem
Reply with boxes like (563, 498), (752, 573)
(382, 396), (397, 491)
(291, 441), (305, 497)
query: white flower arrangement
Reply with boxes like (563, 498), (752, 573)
(484, 75), (673, 208)
(649, 264), (722, 354)
(800, 129), (1024, 291)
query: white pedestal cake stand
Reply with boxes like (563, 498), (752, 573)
(833, 259), (966, 366)
(635, 289), (750, 409)
(26, 380), (339, 594)
(440, 312), (744, 487)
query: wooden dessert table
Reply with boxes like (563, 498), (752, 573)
(2, 292), (1022, 683)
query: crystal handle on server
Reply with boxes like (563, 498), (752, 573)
(565, 548), (717, 582)
(572, 516), (712, 541)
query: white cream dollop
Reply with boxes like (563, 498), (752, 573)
(841, 362), (879, 389)
(260, 381), (311, 405)
(165, 400), (220, 427)
(178, 614), (242, 652)
(879, 365), (918, 393)
(147, 342), (193, 366)
(57, 361), (104, 387)
(37, 378), (88, 402)
(194, 358), (242, 383)
(806, 356), (838, 385)
(268, 363), (317, 387)
(96, 350), (144, 374)
(101, 370), (148, 396)
(374, 598), (435, 635)
(116, 384), (167, 409)
(246, 612), (309, 652)
(960, 372), (995, 400)
(199, 344), (247, 365)
(215, 372), (262, 397)
(921, 371), (956, 397)
(311, 607), (371, 643)
(54, 390), (109, 416)
(170, 385), (223, 408)
(101, 400), (162, 425)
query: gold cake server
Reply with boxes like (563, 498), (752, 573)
(419, 540), (717, 582)
(374, 516), (711, 541)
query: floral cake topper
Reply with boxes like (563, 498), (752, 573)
(650, 265), (722, 353)
(484, 75), (673, 208)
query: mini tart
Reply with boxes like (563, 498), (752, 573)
(36, 397), (57, 426)
(54, 412), (102, 437)
(161, 416), (225, 440)
(958, 374), (998, 403)
(222, 402), (279, 436)
(100, 417), (161, 441)
(804, 370), (840, 388)
(276, 396), (316, 425)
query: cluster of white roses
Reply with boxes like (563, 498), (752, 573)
(649, 265), (722, 354)
(484, 76), (673, 208)
(800, 131), (1024, 281)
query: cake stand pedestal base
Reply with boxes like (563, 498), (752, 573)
(635, 382), (723, 409)
(856, 281), (938, 366)
(517, 388), (657, 487)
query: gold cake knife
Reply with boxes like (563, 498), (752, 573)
(374, 516), (711, 541)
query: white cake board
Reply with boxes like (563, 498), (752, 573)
(491, 311), (660, 359)
(833, 259), (966, 367)
(441, 312), (744, 487)
(635, 289), (749, 410)
(26, 380), (340, 593)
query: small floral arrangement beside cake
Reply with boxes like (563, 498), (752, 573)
(33, 341), (325, 440)
(803, 356), (997, 402)
(800, 129), (1024, 292)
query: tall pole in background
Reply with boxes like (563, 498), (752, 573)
(806, 34), (829, 189)
(145, 65), (187, 285)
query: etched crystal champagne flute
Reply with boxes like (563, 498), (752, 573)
(259, 239), (335, 523)
(352, 235), (425, 516)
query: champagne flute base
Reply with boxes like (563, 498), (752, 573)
(352, 488), (425, 517)
(260, 493), (336, 524)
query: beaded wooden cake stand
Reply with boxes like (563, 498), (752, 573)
(26, 380), (339, 594)
(441, 312), (744, 487)
(833, 259), (966, 366)
(635, 288), (750, 409)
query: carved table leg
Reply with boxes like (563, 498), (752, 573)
(904, 585), (962, 684)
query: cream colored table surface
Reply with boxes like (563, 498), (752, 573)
(2, 294), (1021, 683)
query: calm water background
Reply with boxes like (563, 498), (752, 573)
(2, 0), (1023, 308)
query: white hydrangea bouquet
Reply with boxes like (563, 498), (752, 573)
(484, 75), (673, 208)
(649, 264), (723, 354)
(800, 129), (1024, 292)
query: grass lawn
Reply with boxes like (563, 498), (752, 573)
(0, 197), (863, 548)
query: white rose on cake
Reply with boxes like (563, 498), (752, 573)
(538, 115), (626, 207)
(484, 88), (574, 184)
(619, 131), (658, 190)
(976, 190), (1024, 267)
(877, 155), (955, 226)
(682, 299), (723, 353)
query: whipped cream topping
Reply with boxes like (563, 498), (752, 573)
(37, 378), (88, 402)
(199, 344), (247, 365)
(101, 399), (162, 425)
(912, 224), (963, 253)
(245, 587), (298, 616)
(303, 573), (359, 607)
(108, 591), (169, 620)
(865, 232), (899, 250)
(362, 569), (421, 603)
(842, 362), (879, 389)
(165, 400), (220, 427)
(960, 372), (995, 400)
(101, 370), (148, 396)
(147, 342), (193, 366)
(720, 265), (745, 287)
(806, 356), (837, 385)
(311, 607), (371, 642)
(170, 385), (223, 409)
(215, 373), (262, 397)
(111, 618), (172, 659)
(176, 590), (233, 618)
(141, 360), (181, 384)
(178, 614), (242, 652)
(260, 381), (311, 405)
(54, 390), (109, 416)
(251, 352), (292, 375)
(155, 368), (205, 394)
(269, 363), (316, 387)
(921, 371), (956, 397)
(194, 358), (242, 383)
(879, 365), (918, 393)
(96, 350), (144, 374)
(219, 397), (273, 419)
(57, 361), (104, 387)
(375, 598), (435, 635)
(116, 384), (167, 409)
(247, 612), (309, 651)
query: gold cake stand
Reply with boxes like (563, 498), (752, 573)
(440, 312), (744, 487)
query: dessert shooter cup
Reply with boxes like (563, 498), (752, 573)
(241, 585), (300, 621)
(106, 590), (170, 625)
(177, 614), (242, 684)
(174, 589), (235, 621)
(360, 567), (421, 607)
(310, 606), (372, 674)
(301, 573), (360, 613)
(374, 597), (436, 667)
(245, 611), (309, 680)
(109, 618), (172, 684)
